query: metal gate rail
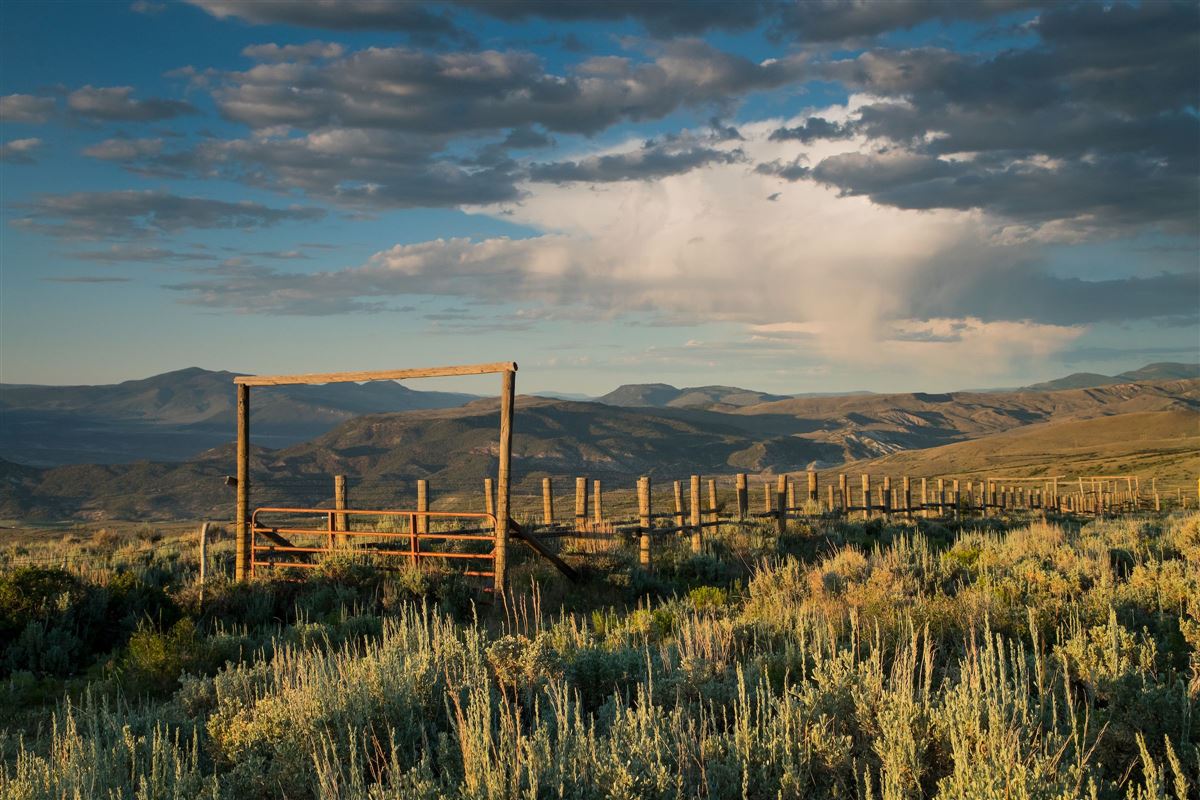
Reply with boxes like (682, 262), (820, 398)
(250, 506), (497, 578)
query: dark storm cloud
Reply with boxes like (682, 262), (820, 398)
(186, 0), (462, 41)
(755, 157), (809, 182)
(67, 86), (197, 122)
(912, 265), (1200, 327)
(12, 191), (325, 239)
(768, 116), (854, 143)
(756, 1), (1200, 236)
(208, 40), (806, 135)
(529, 140), (743, 183)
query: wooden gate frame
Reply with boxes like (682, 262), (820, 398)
(233, 361), (517, 592)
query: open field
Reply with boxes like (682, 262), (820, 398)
(1, 510), (1196, 799)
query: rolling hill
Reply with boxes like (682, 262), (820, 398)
(0, 367), (477, 466)
(1023, 362), (1198, 392)
(2, 377), (1196, 522)
(846, 410), (1199, 490)
(596, 383), (792, 410)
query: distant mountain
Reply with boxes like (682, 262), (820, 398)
(1023, 362), (1198, 392)
(0, 367), (477, 467)
(597, 383), (791, 409)
(4, 378), (1196, 521)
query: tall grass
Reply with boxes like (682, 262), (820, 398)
(1, 514), (1196, 799)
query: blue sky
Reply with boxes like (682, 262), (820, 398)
(1, 0), (1197, 395)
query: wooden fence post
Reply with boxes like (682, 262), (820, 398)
(235, 383), (250, 581)
(493, 367), (515, 593)
(882, 476), (892, 519)
(827, 484), (834, 513)
(903, 476), (912, 519)
(638, 476), (652, 568)
(861, 474), (871, 519)
(735, 473), (748, 519)
(838, 473), (848, 514)
(690, 475), (703, 554)
(807, 469), (818, 504)
(786, 479), (796, 516)
(484, 478), (495, 518)
(707, 479), (718, 525)
(334, 475), (348, 546)
(952, 479), (960, 520)
(593, 479), (603, 525)
(198, 522), (209, 585)
(775, 474), (788, 534)
(920, 478), (929, 519)
(575, 477), (588, 531)
(542, 478), (554, 526)
(674, 481), (685, 530)
(416, 479), (429, 535)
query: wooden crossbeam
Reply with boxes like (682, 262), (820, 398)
(234, 361), (517, 386)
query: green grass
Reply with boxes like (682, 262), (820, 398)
(0, 512), (1196, 799)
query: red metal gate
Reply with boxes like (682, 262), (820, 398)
(250, 506), (497, 580)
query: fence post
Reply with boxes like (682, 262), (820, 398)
(735, 473), (748, 519)
(707, 479), (718, 524)
(882, 476), (892, 519)
(763, 481), (772, 514)
(786, 479), (796, 516)
(334, 475), (348, 546)
(416, 479), (429, 535)
(861, 474), (871, 519)
(484, 478), (495, 518)
(542, 478), (554, 526)
(827, 484), (834, 514)
(903, 476), (912, 519)
(776, 474), (787, 535)
(807, 469), (818, 503)
(674, 481), (685, 530)
(593, 479), (603, 525)
(952, 479), (961, 520)
(575, 477), (588, 531)
(198, 522), (209, 585)
(690, 475), (703, 554)
(235, 383), (250, 581)
(838, 473), (848, 514)
(494, 367), (515, 594)
(920, 478), (929, 518)
(638, 477), (652, 568)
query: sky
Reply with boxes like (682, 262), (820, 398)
(1, 0), (1197, 396)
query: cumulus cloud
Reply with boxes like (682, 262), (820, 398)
(241, 41), (344, 62)
(0, 94), (55, 123)
(12, 190), (324, 239)
(0, 138), (42, 164)
(67, 85), (197, 122)
(529, 135), (744, 183)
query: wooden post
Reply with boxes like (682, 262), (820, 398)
(638, 477), (652, 568)
(952, 479), (960, 520)
(903, 476), (912, 519)
(542, 477), (554, 526)
(920, 478), (929, 518)
(690, 475), (702, 554)
(827, 484), (834, 513)
(235, 383), (250, 581)
(674, 480), (685, 530)
(787, 479), (796, 515)
(494, 368), (515, 593)
(198, 522), (209, 585)
(707, 479), (718, 524)
(484, 478), (496, 518)
(882, 476), (892, 519)
(776, 474), (787, 535)
(838, 473), (848, 514)
(334, 475), (348, 546)
(735, 473), (748, 519)
(861, 474), (871, 519)
(575, 477), (588, 531)
(593, 479), (603, 524)
(807, 469), (818, 503)
(416, 479), (429, 535)
(1154, 492), (1161, 512)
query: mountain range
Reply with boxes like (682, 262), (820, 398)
(1, 362), (1196, 521)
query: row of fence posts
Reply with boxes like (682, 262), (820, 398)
(212, 472), (1197, 581)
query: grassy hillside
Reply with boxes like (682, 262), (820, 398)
(850, 409), (1199, 490)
